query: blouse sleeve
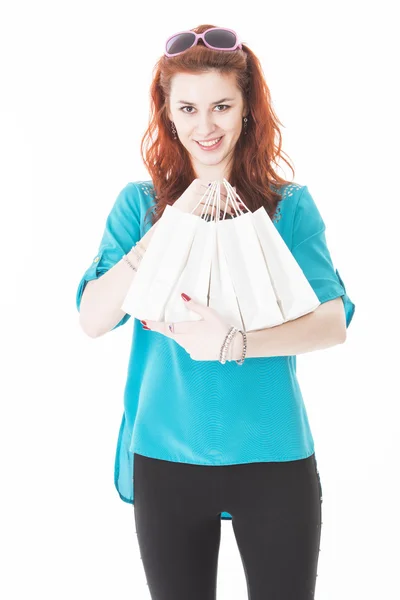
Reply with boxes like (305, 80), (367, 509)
(291, 185), (355, 328)
(75, 182), (142, 331)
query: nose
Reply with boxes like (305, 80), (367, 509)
(195, 114), (219, 138)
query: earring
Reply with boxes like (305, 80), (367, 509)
(243, 116), (248, 135)
(170, 120), (177, 140)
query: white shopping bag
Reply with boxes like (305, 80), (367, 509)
(214, 181), (284, 331)
(121, 203), (199, 321)
(250, 206), (321, 321)
(220, 179), (320, 327)
(217, 213), (284, 331)
(196, 181), (244, 330)
(163, 216), (215, 323)
(122, 181), (226, 323)
(208, 219), (245, 331)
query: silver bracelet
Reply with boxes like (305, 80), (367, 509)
(123, 242), (145, 271)
(219, 326), (247, 365)
(220, 326), (239, 364)
(235, 329), (247, 365)
(132, 243), (145, 260)
(123, 254), (137, 271)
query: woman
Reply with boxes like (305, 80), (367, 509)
(76, 24), (356, 600)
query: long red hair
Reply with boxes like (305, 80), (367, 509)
(141, 23), (296, 228)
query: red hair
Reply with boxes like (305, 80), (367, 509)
(141, 23), (296, 227)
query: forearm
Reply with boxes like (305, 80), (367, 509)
(231, 299), (346, 359)
(79, 223), (158, 337)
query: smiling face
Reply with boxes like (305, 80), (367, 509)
(167, 70), (247, 181)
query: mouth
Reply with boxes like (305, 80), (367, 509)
(195, 135), (224, 150)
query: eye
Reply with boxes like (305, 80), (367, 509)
(179, 104), (231, 114)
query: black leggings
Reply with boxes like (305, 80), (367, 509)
(133, 451), (323, 600)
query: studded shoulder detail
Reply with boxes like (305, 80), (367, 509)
(272, 182), (303, 223)
(281, 183), (303, 199)
(272, 203), (283, 223)
(136, 180), (158, 203)
(137, 181), (153, 196)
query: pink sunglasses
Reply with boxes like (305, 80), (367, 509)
(165, 27), (242, 58)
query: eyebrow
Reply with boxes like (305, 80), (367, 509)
(176, 97), (235, 105)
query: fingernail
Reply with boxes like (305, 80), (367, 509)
(181, 293), (191, 301)
(142, 325), (150, 330)
(140, 320), (147, 326)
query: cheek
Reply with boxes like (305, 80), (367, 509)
(176, 121), (194, 137)
(226, 118), (243, 135)
(225, 125), (243, 145)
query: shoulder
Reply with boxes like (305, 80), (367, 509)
(278, 182), (310, 212)
(135, 179), (156, 199)
(279, 182), (304, 202)
(112, 180), (156, 211)
(288, 183), (325, 226)
(115, 180), (151, 200)
(270, 182), (304, 224)
(270, 182), (320, 248)
(272, 182), (305, 212)
(128, 180), (157, 207)
(277, 182), (322, 220)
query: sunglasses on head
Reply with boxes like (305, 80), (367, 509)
(165, 27), (242, 58)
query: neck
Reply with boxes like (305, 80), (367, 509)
(192, 156), (233, 183)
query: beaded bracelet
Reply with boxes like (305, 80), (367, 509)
(235, 329), (247, 365)
(123, 243), (145, 271)
(123, 255), (137, 271)
(219, 326), (247, 365)
(220, 326), (237, 364)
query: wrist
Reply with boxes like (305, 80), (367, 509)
(126, 244), (143, 267)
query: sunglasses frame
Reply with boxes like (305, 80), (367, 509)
(164, 27), (242, 58)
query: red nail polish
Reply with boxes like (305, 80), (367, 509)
(140, 320), (147, 326)
(181, 293), (191, 301)
(142, 325), (150, 330)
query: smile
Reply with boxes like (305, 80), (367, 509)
(195, 136), (224, 150)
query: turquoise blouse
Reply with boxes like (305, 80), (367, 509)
(76, 180), (355, 520)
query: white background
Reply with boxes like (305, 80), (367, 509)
(1, 1), (398, 598)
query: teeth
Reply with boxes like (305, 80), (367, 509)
(198, 137), (222, 147)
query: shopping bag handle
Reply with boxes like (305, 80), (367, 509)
(190, 179), (251, 221)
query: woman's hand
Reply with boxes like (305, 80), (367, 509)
(140, 293), (237, 361)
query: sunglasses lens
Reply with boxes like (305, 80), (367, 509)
(204, 28), (237, 49)
(166, 32), (196, 55)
